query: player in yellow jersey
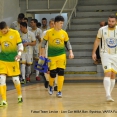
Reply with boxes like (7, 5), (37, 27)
(41, 18), (58, 90)
(0, 22), (23, 106)
(92, 14), (117, 102)
(41, 15), (74, 98)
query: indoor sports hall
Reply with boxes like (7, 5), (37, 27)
(0, 0), (117, 117)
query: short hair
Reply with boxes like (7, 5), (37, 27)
(42, 18), (47, 21)
(20, 22), (27, 28)
(0, 21), (7, 29)
(109, 14), (117, 19)
(31, 19), (38, 24)
(18, 13), (25, 20)
(24, 17), (28, 22)
(105, 22), (108, 26)
(55, 15), (64, 22)
(49, 18), (55, 24)
(37, 22), (41, 27)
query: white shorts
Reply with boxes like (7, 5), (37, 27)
(101, 53), (117, 73)
(20, 53), (33, 65)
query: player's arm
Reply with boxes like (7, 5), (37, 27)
(39, 40), (43, 56)
(23, 40), (36, 47)
(39, 31), (47, 56)
(36, 29), (42, 43)
(64, 40), (72, 50)
(92, 37), (101, 61)
(64, 40), (74, 59)
(15, 31), (24, 61)
(41, 30), (49, 57)
(36, 35), (41, 42)
(92, 37), (101, 54)
(27, 41), (36, 46)
(64, 31), (74, 59)
(25, 32), (36, 46)
(15, 42), (23, 61)
(92, 28), (102, 61)
(17, 43), (23, 52)
(41, 39), (47, 57)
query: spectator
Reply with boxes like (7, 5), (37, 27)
(41, 18), (49, 32)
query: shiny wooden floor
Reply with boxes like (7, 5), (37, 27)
(1, 83), (117, 117)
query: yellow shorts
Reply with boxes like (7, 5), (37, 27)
(48, 54), (66, 70)
(0, 60), (20, 76)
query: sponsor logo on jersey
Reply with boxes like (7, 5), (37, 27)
(106, 38), (117, 48)
(55, 39), (60, 44)
(53, 38), (62, 45)
(4, 42), (9, 47)
(9, 36), (14, 39)
(61, 34), (65, 38)
(104, 66), (107, 69)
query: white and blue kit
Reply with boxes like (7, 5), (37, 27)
(97, 25), (117, 73)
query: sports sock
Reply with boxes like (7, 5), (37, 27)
(21, 64), (26, 80)
(49, 76), (55, 87)
(103, 77), (111, 97)
(44, 73), (49, 81)
(110, 79), (115, 94)
(36, 70), (39, 77)
(15, 84), (22, 97)
(26, 65), (31, 77)
(57, 76), (64, 92)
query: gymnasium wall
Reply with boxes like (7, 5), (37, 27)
(35, 13), (68, 29)
(2, 0), (20, 27)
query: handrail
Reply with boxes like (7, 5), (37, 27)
(64, 0), (78, 30)
(26, 0), (75, 14)
(60, 0), (68, 15)
(25, 0), (77, 18)
(26, 0), (50, 9)
(0, 0), (4, 21)
(48, 0), (50, 9)
(26, 0), (28, 9)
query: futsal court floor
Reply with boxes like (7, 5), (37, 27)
(1, 76), (117, 117)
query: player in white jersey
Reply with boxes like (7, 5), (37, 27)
(11, 13), (25, 31)
(92, 14), (117, 102)
(24, 17), (31, 30)
(40, 18), (58, 90)
(20, 22), (36, 83)
(30, 19), (42, 81)
(41, 18), (49, 32)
